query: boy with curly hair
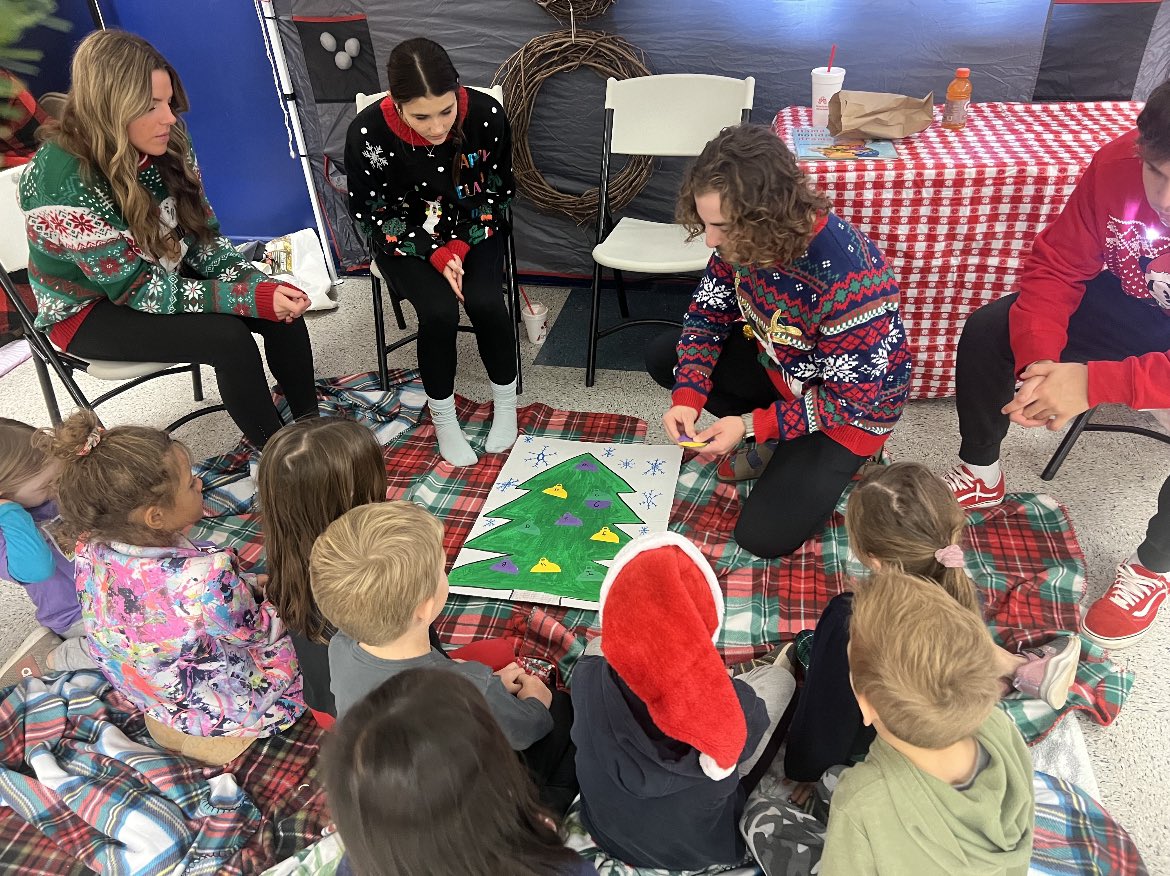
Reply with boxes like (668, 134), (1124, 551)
(646, 124), (913, 558)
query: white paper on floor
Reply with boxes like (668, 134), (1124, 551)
(449, 437), (683, 610)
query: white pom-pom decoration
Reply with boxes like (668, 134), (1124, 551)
(344, 38), (361, 58)
(335, 51), (352, 71)
(319, 32), (337, 52)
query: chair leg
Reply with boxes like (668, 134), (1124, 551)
(1040, 408), (1095, 481)
(614, 269), (630, 318)
(586, 262), (606, 387)
(371, 274), (390, 393)
(388, 285), (407, 330)
(31, 352), (62, 427)
(506, 230), (523, 395)
(190, 365), (205, 402)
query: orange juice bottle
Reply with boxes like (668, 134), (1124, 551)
(942, 67), (972, 130)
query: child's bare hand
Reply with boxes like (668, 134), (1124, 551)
(493, 662), (525, 693)
(516, 672), (553, 708)
(789, 781), (815, 807)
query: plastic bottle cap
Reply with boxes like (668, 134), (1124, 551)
(955, 67), (970, 77)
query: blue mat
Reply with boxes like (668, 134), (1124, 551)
(532, 285), (690, 371)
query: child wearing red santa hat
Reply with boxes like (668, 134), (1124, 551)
(570, 532), (794, 870)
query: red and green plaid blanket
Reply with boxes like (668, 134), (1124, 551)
(0, 675), (328, 876)
(0, 372), (1132, 875)
(193, 371), (1128, 746)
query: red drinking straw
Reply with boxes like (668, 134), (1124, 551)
(520, 286), (537, 315)
(827, 44), (837, 73)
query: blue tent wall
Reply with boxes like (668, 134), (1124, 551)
(17, 0), (93, 97)
(100, 1), (316, 242)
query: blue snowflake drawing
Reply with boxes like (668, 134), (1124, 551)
(643, 458), (666, 477)
(603, 447), (615, 458)
(525, 445), (557, 468)
(639, 489), (662, 510)
(619, 458), (634, 470)
(638, 526), (650, 536)
(482, 517), (502, 529)
(522, 435), (534, 443)
(496, 477), (520, 492)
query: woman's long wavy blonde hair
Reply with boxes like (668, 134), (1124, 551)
(677, 124), (830, 266)
(47, 30), (213, 262)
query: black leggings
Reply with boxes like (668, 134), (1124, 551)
(646, 329), (867, 558)
(376, 237), (516, 399)
(956, 276), (1170, 571)
(67, 298), (317, 449)
(783, 593), (874, 782)
(520, 690), (578, 816)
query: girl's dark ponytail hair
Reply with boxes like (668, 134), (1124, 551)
(320, 668), (582, 876)
(386, 37), (464, 189)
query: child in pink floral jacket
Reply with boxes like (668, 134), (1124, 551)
(46, 411), (302, 757)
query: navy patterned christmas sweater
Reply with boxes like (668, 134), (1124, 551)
(672, 214), (913, 456)
(344, 87), (514, 273)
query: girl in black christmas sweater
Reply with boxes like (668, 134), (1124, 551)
(345, 38), (517, 466)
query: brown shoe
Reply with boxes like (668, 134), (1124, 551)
(716, 440), (776, 483)
(0, 627), (62, 689)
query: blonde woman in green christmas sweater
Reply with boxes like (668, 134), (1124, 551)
(19, 30), (318, 449)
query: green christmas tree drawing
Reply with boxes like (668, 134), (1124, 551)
(449, 452), (646, 601)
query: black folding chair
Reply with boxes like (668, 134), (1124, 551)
(0, 164), (224, 431)
(1041, 406), (1170, 480)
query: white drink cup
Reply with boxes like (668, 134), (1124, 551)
(811, 66), (846, 127)
(521, 301), (549, 345)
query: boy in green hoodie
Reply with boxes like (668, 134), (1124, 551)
(821, 570), (1035, 875)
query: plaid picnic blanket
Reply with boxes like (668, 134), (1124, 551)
(182, 370), (1136, 876)
(1032, 771), (1148, 875)
(192, 371), (1129, 746)
(0, 671), (329, 876)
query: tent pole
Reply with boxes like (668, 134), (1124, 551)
(257, 0), (341, 284)
(87, 0), (106, 28)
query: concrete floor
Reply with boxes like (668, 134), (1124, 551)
(1, 277), (1167, 872)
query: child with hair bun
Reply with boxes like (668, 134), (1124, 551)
(0, 418), (97, 684)
(46, 410), (302, 765)
(785, 461), (1079, 787)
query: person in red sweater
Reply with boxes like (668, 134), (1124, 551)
(944, 80), (1170, 650)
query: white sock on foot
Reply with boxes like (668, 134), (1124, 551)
(428, 394), (479, 466)
(964, 460), (1002, 485)
(485, 379), (519, 453)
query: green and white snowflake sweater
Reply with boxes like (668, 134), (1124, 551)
(344, 86), (515, 272)
(19, 140), (281, 349)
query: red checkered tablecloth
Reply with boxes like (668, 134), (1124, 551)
(773, 101), (1142, 398)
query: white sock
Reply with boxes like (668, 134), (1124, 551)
(1130, 551), (1170, 578)
(963, 460), (1002, 485)
(427, 395), (478, 467)
(485, 379), (519, 454)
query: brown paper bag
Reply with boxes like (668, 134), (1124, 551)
(827, 90), (934, 139)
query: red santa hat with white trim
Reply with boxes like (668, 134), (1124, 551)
(598, 531), (746, 780)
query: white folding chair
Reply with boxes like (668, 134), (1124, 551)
(354, 85), (523, 393)
(0, 164), (224, 429)
(586, 74), (756, 386)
